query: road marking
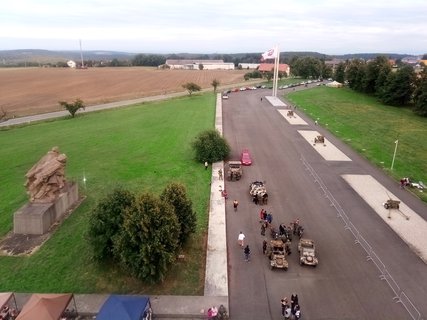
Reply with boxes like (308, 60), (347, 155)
(342, 174), (427, 263)
(298, 130), (352, 161)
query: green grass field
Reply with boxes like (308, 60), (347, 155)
(0, 94), (215, 294)
(287, 87), (427, 201)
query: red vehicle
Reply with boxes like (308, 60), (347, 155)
(240, 149), (252, 166)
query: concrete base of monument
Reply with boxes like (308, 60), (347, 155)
(14, 182), (79, 235)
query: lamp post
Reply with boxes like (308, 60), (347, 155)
(391, 140), (399, 170)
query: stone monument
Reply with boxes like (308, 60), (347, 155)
(14, 147), (79, 235)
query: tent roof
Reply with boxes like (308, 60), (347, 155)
(96, 295), (151, 320)
(16, 293), (73, 320)
(326, 81), (343, 87)
(0, 292), (14, 309)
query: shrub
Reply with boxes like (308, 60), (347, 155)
(192, 129), (230, 163)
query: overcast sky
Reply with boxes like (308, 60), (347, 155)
(0, 0), (426, 55)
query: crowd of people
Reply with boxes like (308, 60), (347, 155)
(281, 294), (301, 319)
(0, 305), (19, 320)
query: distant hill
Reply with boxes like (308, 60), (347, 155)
(0, 49), (135, 65)
(0, 49), (420, 66)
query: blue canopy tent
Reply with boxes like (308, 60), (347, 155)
(96, 295), (152, 320)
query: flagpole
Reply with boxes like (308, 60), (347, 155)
(276, 45), (280, 96)
(272, 45), (279, 97)
(273, 45), (279, 97)
(391, 140), (398, 170)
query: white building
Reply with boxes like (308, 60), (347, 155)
(238, 63), (260, 69)
(165, 59), (235, 70)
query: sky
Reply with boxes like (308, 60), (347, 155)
(0, 0), (426, 55)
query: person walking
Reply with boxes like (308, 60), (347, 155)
(233, 199), (239, 212)
(262, 240), (267, 255)
(260, 221), (267, 236)
(238, 232), (245, 247)
(281, 297), (288, 317)
(291, 294), (299, 311)
(204, 161), (208, 170)
(218, 168), (223, 180)
(244, 245), (251, 261)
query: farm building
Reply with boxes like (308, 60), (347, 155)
(165, 59), (235, 70)
(238, 63), (260, 69)
(258, 63), (290, 76)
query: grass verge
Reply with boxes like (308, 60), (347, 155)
(0, 93), (215, 294)
(287, 87), (427, 202)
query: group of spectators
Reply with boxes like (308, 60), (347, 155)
(0, 305), (19, 320)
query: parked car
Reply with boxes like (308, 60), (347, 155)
(240, 149), (252, 166)
(222, 94), (229, 99)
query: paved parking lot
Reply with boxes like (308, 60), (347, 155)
(222, 87), (427, 320)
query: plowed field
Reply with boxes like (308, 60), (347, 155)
(0, 67), (248, 116)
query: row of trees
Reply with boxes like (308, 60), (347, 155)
(88, 183), (197, 283)
(289, 56), (333, 79)
(333, 57), (427, 116)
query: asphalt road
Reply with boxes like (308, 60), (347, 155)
(222, 86), (427, 320)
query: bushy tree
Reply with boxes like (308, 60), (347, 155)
(182, 82), (202, 95)
(413, 66), (427, 116)
(379, 64), (416, 106)
(346, 59), (366, 91)
(59, 98), (85, 117)
(113, 192), (180, 282)
(87, 188), (135, 261)
(161, 182), (197, 246)
(192, 129), (230, 163)
(199, 63), (204, 70)
(334, 62), (346, 83)
(211, 79), (220, 93)
(363, 56), (390, 94)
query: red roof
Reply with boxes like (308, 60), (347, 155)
(259, 63), (290, 73)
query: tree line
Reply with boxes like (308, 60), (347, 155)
(333, 57), (427, 116)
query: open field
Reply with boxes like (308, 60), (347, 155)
(0, 67), (248, 117)
(0, 94), (214, 294)
(287, 87), (427, 201)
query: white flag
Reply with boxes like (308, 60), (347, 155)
(261, 48), (277, 60)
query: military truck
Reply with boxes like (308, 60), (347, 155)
(266, 240), (289, 270)
(227, 161), (242, 181)
(298, 238), (318, 267)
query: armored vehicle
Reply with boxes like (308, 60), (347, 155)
(298, 238), (318, 267)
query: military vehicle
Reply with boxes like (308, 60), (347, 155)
(266, 240), (288, 270)
(227, 161), (242, 181)
(313, 135), (325, 146)
(298, 238), (318, 267)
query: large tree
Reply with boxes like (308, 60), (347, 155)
(161, 182), (197, 246)
(345, 59), (366, 92)
(413, 66), (427, 116)
(87, 188), (135, 261)
(334, 62), (346, 83)
(211, 79), (220, 93)
(192, 129), (230, 163)
(379, 64), (416, 106)
(113, 192), (180, 282)
(182, 82), (201, 95)
(363, 56), (390, 94)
